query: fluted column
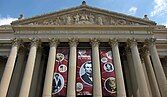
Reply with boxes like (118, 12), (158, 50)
(90, 38), (102, 97)
(146, 38), (167, 97)
(67, 38), (78, 97)
(19, 38), (39, 97)
(7, 45), (27, 97)
(141, 47), (161, 97)
(42, 38), (58, 97)
(109, 38), (126, 97)
(0, 38), (20, 97)
(126, 47), (140, 97)
(127, 38), (151, 97)
(29, 46), (42, 97)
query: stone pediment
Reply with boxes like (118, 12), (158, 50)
(12, 2), (156, 26)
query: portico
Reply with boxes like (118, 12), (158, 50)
(0, 1), (167, 97)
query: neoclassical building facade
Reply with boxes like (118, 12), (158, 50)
(0, 1), (167, 97)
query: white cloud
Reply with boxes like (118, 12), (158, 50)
(0, 16), (17, 25)
(127, 6), (137, 15)
(151, 0), (167, 16)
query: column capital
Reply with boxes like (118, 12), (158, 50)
(90, 38), (99, 47)
(68, 38), (78, 47)
(29, 38), (40, 47)
(140, 46), (149, 57)
(109, 38), (118, 46)
(49, 38), (59, 47)
(11, 38), (22, 47)
(127, 38), (137, 48)
(145, 38), (156, 46)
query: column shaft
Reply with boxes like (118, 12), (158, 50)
(126, 49), (140, 97)
(67, 38), (78, 97)
(147, 38), (167, 97)
(140, 57), (153, 97)
(42, 38), (58, 97)
(29, 47), (42, 97)
(0, 39), (19, 97)
(128, 39), (151, 97)
(109, 39), (126, 97)
(19, 39), (39, 97)
(142, 47), (161, 97)
(7, 47), (27, 97)
(91, 39), (102, 97)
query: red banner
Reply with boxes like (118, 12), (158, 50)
(76, 49), (93, 95)
(52, 47), (69, 96)
(100, 49), (116, 96)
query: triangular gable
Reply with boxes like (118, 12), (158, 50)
(11, 2), (156, 26)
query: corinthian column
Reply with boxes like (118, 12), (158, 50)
(127, 38), (151, 97)
(126, 47), (140, 97)
(146, 38), (167, 97)
(90, 38), (102, 97)
(42, 38), (59, 97)
(19, 38), (39, 97)
(109, 38), (126, 97)
(67, 38), (78, 97)
(0, 38), (20, 97)
(141, 47), (161, 97)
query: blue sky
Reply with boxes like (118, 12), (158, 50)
(0, 0), (167, 26)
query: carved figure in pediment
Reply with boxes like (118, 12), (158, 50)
(80, 14), (88, 21)
(117, 20), (126, 25)
(33, 22), (39, 25)
(43, 20), (54, 25)
(66, 16), (72, 24)
(110, 17), (116, 25)
(50, 20), (55, 25)
(89, 14), (94, 23)
(74, 14), (80, 23)
(43, 20), (49, 25)
(56, 17), (61, 25)
(97, 16), (103, 25)
(28, 23), (34, 25)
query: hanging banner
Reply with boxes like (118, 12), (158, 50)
(76, 49), (93, 95)
(52, 47), (69, 97)
(100, 49), (116, 96)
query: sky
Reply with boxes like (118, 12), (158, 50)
(0, 0), (167, 26)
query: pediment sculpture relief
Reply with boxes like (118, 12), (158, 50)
(27, 11), (144, 26)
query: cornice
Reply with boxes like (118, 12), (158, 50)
(12, 25), (154, 31)
(0, 25), (14, 33)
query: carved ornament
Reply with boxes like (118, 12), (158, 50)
(49, 38), (59, 47)
(127, 38), (138, 48)
(25, 10), (146, 26)
(68, 38), (78, 47)
(90, 38), (99, 47)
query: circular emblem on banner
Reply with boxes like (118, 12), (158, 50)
(76, 82), (83, 92)
(104, 77), (116, 93)
(52, 73), (64, 94)
(104, 62), (114, 72)
(79, 61), (93, 86)
(106, 51), (112, 59)
(101, 57), (108, 63)
(58, 64), (67, 73)
(56, 53), (64, 62)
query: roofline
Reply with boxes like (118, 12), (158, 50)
(11, 4), (156, 25)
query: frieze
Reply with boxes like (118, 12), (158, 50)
(15, 30), (148, 36)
